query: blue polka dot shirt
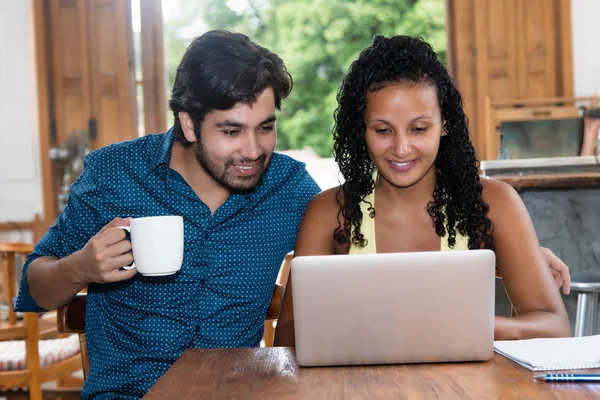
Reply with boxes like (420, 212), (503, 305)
(14, 128), (321, 399)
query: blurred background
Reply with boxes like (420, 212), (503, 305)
(160, 0), (447, 157)
(2, 0), (598, 233)
(1, 2), (600, 396)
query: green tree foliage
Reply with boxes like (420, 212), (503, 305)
(163, 0), (446, 156)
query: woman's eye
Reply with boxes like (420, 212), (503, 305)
(413, 127), (428, 133)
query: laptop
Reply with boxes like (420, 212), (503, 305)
(291, 250), (496, 367)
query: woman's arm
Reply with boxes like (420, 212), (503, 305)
(274, 187), (340, 347)
(498, 248), (571, 294)
(483, 178), (571, 339)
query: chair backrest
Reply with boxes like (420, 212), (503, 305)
(266, 284), (284, 321)
(56, 285), (287, 331)
(261, 253), (292, 347)
(57, 293), (89, 378)
(58, 283), (286, 378)
(57, 293), (86, 334)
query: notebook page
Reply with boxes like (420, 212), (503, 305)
(494, 334), (600, 371)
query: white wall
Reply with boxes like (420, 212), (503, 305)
(571, 0), (600, 97)
(0, 0), (42, 242)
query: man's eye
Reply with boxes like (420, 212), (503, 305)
(223, 130), (241, 136)
(260, 125), (274, 132)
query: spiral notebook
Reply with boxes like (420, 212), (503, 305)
(494, 334), (600, 371)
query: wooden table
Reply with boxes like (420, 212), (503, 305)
(143, 348), (600, 399)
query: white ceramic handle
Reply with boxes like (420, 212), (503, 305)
(117, 225), (136, 270)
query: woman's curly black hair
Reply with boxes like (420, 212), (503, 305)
(332, 35), (492, 250)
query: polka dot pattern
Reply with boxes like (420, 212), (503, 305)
(14, 128), (321, 399)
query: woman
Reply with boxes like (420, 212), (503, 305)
(275, 35), (571, 346)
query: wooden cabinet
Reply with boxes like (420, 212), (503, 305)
(446, 0), (574, 160)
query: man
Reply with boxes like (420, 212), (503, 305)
(15, 30), (320, 399)
(15, 30), (570, 399)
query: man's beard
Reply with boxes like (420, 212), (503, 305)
(195, 141), (270, 193)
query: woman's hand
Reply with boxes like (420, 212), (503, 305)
(541, 247), (571, 295)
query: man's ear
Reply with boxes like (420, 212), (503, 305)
(179, 112), (197, 143)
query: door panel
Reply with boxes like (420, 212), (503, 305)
(87, 0), (137, 148)
(47, 0), (136, 150)
(49, 0), (91, 144)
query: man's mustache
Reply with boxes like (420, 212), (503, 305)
(226, 154), (267, 167)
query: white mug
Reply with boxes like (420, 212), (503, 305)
(119, 216), (184, 276)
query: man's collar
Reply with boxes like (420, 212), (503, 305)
(158, 127), (176, 167)
(149, 127), (176, 174)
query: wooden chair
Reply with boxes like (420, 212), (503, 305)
(263, 283), (285, 347)
(58, 282), (288, 378)
(1, 243), (32, 333)
(262, 253), (293, 347)
(0, 242), (82, 400)
(0, 243), (58, 340)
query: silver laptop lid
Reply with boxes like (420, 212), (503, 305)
(292, 250), (496, 367)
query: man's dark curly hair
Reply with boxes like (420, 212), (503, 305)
(332, 34), (492, 250)
(169, 30), (293, 145)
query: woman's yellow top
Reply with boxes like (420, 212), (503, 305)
(349, 173), (469, 254)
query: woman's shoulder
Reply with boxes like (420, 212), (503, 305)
(480, 177), (524, 220)
(304, 185), (343, 217)
(295, 185), (345, 255)
(480, 176), (519, 199)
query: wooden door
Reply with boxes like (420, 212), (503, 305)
(48, 0), (93, 145)
(516, 0), (557, 99)
(47, 0), (137, 150)
(87, 0), (138, 148)
(446, 0), (574, 160)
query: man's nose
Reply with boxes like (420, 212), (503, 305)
(239, 132), (262, 160)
